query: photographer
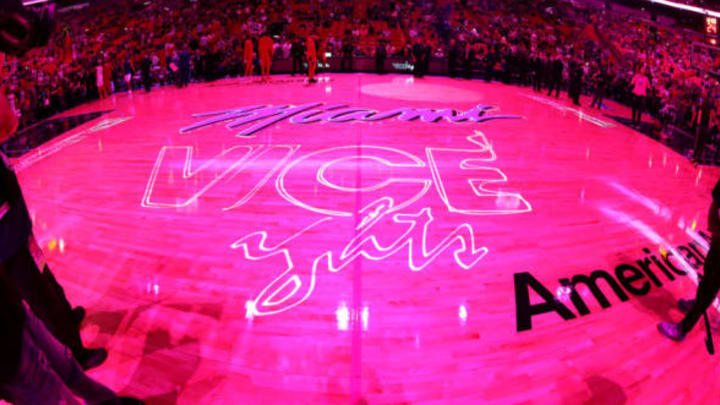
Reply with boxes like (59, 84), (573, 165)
(0, 1), (143, 403)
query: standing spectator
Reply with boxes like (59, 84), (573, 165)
(258, 32), (273, 82)
(306, 34), (317, 83)
(243, 36), (254, 77)
(693, 88), (715, 162)
(590, 63), (608, 109)
(341, 38), (353, 73)
(102, 58), (112, 97)
(318, 38), (328, 74)
(95, 59), (106, 99)
(532, 52), (545, 92)
(290, 37), (304, 76)
(547, 52), (563, 98)
(568, 58), (583, 106)
(630, 66), (650, 126)
(375, 40), (386, 74)
(140, 55), (152, 92)
(178, 46), (191, 88)
(448, 39), (461, 78)
(412, 36), (426, 78)
(123, 57), (134, 93)
(464, 41), (475, 80)
(422, 40), (432, 78)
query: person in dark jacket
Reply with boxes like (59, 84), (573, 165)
(531, 52), (545, 92)
(412, 37), (426, 78)
(178, 46), (191, 88)
(0, 94), (106, 371)
(547, 53), (563, 98)
(568, 58), (583, 106)
(341, 38), (354, 73)
(290, 37), (304, 76)
(463, 41), (475, 80)
(140, 55), (152, 92)
(590, 63), (609, 109)
(448, 39), (460, 78)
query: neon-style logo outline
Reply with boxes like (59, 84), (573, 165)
(276, 145), (433, 217)
(232, 197), (490, 316)
(426, 131), (532, 215)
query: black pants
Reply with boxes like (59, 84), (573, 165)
(376, 56), (385, 74)
(142, 74), (151, 92)
(533, 69), (543, 92)
(569, 81), (581, 105)
(292, 56), (303, 76)
(694, 127), (710, 161)
(631, 95), (645, 125)
(547, 77), (561, 97)
(591, 88), (604, 108)
(178, 69), (189, 88)
(341, 55), (352, 72)
(2, 246), (85, 358)
(681, 240), (720, 334)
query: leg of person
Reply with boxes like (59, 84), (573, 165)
(4, 247), (106, 369)
(2, 326), (84, 405)
(22, 306), (122, 405)
(681, 255), (720, 334)
(308, 58), (316, 81)
(660, 242), (720, 340)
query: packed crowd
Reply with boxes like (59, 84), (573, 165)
(1, 0), (719, 143)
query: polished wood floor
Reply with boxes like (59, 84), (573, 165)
(11, 74), (720, 404)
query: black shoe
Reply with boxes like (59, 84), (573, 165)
(72, 306), (86, 325)
(78, 347), (108, 370)
(678, 298), (695, 313)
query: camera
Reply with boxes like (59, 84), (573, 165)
(0, 0), (56, 56)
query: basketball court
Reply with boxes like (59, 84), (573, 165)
(11, 73), (720, 404)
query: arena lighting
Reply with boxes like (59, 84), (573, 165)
(22, 0), (50, 5)
(649, 0), (720, 19)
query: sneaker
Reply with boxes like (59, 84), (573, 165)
(657, 321), (686, 342)
(678, 298), (695, 314)
(78, 347), (108, 370)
